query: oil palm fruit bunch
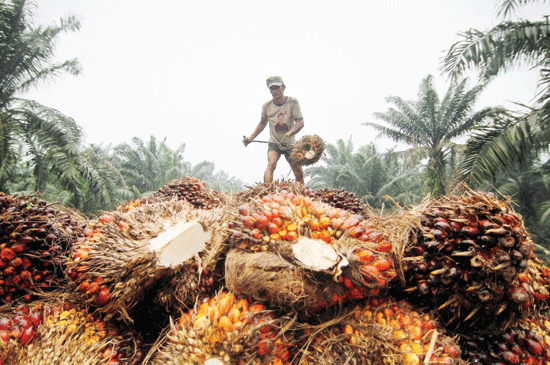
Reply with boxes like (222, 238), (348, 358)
(459, 313), (550, 364)
(298, 298), (464, 365)
(66, 200), (229, 321)
(0, 193), (88, 303)
(225, 190), (399, 314)
(289, 134), (325, 166)
(116, 197), (154, 213)
(154, 176), (227, 210)
(154, 247), (226, 313)
(0, 296), (145, 365)
(399, 188), (550, 326)
(150, 291), (294, 365)
(225, 249), (347, 317)
(304, 187), (368, 215)
(234, 181), (306, 204)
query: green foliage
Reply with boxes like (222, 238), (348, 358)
(365, 75), (503, 198)
(106, 136), (245, 197)
(440, 0), (550, 250)
(182, 160), (245, 193)
(109, 136), (187, 196)
(0, 1), (137, 216)
(442, 0), (550, 181)
(305, 138), (423, 209)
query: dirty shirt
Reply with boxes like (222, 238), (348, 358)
(261, 96), (303, 150)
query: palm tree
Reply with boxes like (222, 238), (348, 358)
(0, 0), (81, 191)
(441, 0), (550, 182)
(110, 136), (187, 195)
(364, 74), (504, 197)
(305, 138), (423, 209)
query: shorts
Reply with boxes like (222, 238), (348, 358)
(268, 143), (292, 162)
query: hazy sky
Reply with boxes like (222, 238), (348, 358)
(25, 0), (547, 186)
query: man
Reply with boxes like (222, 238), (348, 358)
(242, 76), (305, 184)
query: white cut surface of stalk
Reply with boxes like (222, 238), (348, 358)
(148, 220), (211, 267)
(204, 359), (225, 365)
(293, 237), (342, 271)
(305, 150), (315, 160)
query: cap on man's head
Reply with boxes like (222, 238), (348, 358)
(266, 76), (284, 88)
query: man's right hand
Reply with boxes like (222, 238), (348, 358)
(242, 136), (252, 147)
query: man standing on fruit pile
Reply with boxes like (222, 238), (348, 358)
(243, 76), (305, 184)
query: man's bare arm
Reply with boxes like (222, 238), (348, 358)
(285, 118), (304, 137)
(243, 120), (268, 146)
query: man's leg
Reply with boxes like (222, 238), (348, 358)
(289, 160), (304, 184)
(265, 150), (280, 183)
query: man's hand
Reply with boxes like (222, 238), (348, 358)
(242, 135), (252, 147)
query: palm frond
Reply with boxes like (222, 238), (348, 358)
(458, 113), (537, 185)
(441, 19), (550, 81)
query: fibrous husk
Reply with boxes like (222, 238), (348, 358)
(297, 298), (464, 365)
(66, 200), (230, 322)
(459, 312), (550, 364)
(0, 293), (145, 365)
(154, 176), (229, 210)
(149, 291), (296, 365)
(389, 187), (550, 327)
(289, 135), (325, 166)
(225, 249), (346, 317)
(153, 204), (231, 312)
(0, 193), (88, 304)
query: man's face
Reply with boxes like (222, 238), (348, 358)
(269, 84), (285, 99)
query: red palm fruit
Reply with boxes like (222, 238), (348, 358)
(461, 226), (480, 236)
(342, 215), (360, 229)
(0, 248), (15, 262)
(0, 317), (11, 330)
(263, 210), (274, 221)
(0, 330), (9, 343)
(96, 288), (111, 306)
(29, 312), (43, 327)
(348, 225), (365, 238)
(356, 250), (374, 263)
(238, 204), (249, 216)
(373, 258), (392, 272)
(376, 240), (392, 252)
(526, 338), (543, 355)
(272, 217), (283, 227)
(11, 244), (25, 253)
(118, 221), (129, 230)
(362, 265), (380, 281)
(279, 206), (293, 220)
(10, 325), (21, 339)
(19, 325), (36, 345)
(250, 229), (262, 239)
(10, 257), (22, 267)
(99, 214), (114, 224)
(287, 231), (298, 241)
(267, 223), (279, 234)
(243, 216), (255, 228)
(255, 215), (269, 230)
(501, 351), (520, 364)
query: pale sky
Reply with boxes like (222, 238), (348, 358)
(25, 0), (548, 186)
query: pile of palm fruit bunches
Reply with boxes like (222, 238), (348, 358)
(0, 176), (550, 364)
